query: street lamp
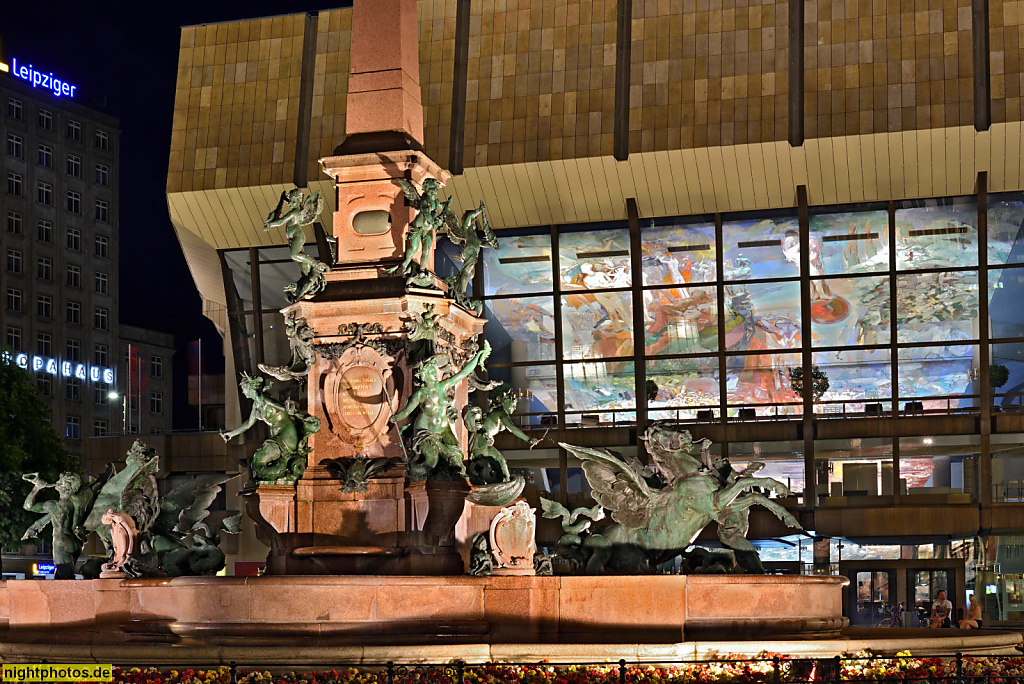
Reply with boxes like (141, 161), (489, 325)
(107, 391), (126, 434)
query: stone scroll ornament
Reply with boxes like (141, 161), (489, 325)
(264, 189), (329, 302)
(489, 500), (537, 574)
(221, 373), (320, 485)
(318, 325), (401, 454)
(557, 423), (803, 574)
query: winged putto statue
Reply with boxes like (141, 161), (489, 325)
(558, 423), (801, 574)
(443, 201), (497, 314)
(264, 189), (328, 302)
(388, 178), (455, 279)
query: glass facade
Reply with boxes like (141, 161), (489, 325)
(472, 194), (1024, 422)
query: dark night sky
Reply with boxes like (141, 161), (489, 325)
(3, 1), (349, 427)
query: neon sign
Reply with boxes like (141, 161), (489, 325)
(2, 351), (112, 383)
(32, 562), (56, 576)
(5, 58), (77, 98)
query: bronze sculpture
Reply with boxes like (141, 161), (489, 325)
(558, 423), (801, 574)
(264, 189), (329, 302)
(259, 312), (317, 381)
(444, 201), (497, 314)
(21, 472), (94, 579)
(388, 178), (453, 278)
(221, 373), (320, 484)
(391, 342), (491, 480)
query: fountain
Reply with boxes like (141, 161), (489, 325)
(1, 0), (1020, 665)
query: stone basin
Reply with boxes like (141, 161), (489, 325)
(0, 574), (845, 651)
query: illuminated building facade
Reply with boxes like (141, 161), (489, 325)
(169, 3), (1024, 621)
(1, 72), (121, 459)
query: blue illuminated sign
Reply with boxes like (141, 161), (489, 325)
(2, 350), (112, 383)
(6, 58), (77, 98)
(32, 562), (56, 576)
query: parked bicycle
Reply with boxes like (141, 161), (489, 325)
(872, 601), (905, 628)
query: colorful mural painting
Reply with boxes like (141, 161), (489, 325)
(472, 195), (1024, 421)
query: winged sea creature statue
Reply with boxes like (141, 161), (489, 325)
(264, 189), (328, 302)
(83, 440), (242, 577)
(559, 423), (802, 574)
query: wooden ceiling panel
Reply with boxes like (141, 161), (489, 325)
(170, 124), (1024, 259)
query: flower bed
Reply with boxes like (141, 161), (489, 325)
(108, 654), (1024, 684)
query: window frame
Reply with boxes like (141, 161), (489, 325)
(7, 133), (23, 158)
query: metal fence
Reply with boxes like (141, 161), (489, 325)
(91, 653), (1024, 684)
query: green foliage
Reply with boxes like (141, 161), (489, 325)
(788, 365), (831, 402)
(0, 352), (79, 555)
(990, 363), (1010, 389)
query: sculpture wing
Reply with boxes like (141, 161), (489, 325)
(477, 206), (498, 248)
(559, 442), (653, 529)
(83, 454), (158, 535)
(159, 473), (238, 535)
(299, 191), (323, 225)
(443, 210), (465, 243)
(396, 178), (420, 203)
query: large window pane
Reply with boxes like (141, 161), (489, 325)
(562, 292), (634, 359)
(558, 227), (631, 289)
(646, 356), (719, 420)
(811, 275), (890, 347)
(644, 285), (718, 355)
(724, 281), (802, 351)
(895, 271), (978, 344)
(726, 352), (801, 411)
(482, 233), (553, 296)
(988, 193), (1024, 266)
(810, 206), (890, 275)
(641, 218), (716, 286)
(813, 348), (892, 407)
(262, 312), (291, 368)
(485, 364), (558, 420)
(434, 237), (463, 290)
(723, 212), (801, 280)
(483, 296), (556, 364)
(258, 244), (321, 310)
(991, 342), (1024, 408)
(899, 436), (975, 499)
(814, 437), (893, 497)
(731, 441), (805, 495)
(222, 250), (255, 311)
(990, 268), (1024, 339)
(563, 359), (637, 420)
(895, 197), (978, 271)
(897, 344), (977, 408)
